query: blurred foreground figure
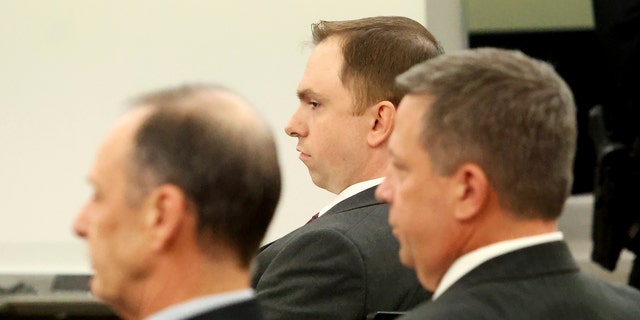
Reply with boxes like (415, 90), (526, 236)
(74, 84), (281, 320)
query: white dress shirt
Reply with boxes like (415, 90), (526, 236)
(146, 288), (254, 320)
(433, 232), (564, 300)
(317, 178), (384, 217)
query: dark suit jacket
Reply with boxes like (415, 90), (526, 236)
(400, 241), (640, 320)
(188, 298), (264, 320)
(252, 186), (429, 320)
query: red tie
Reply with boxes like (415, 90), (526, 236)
(307, 212), (319, 224)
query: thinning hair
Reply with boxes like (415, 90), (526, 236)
(127, 84), (281, 267)
(311, 16), (444, 114)
(396, 48), (577, 219)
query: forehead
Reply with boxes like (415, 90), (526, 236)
(298, 36), (345, 91)
(91, 108), (150, 181)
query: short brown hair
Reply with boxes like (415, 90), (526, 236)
(128, 84), (281, 267)
(312, 16), (444, 114)
(396, 48), (577, 220)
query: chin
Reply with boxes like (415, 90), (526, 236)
(398, 250), (415, 269)
(89, 276), (103, 299)
(89, 275), (113, 303)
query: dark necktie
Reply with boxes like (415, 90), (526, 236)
(307, 212), (319, 224)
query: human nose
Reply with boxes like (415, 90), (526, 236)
(284, 107), (307, 138)
(73, 202), (90, 239)
(375, 175), (393, 204)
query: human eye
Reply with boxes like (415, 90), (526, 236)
(390, 157), (404, 171)
(391, 159), (409, 178)
(309, 100), (321, 109)
(91, 189), (102, 202)
(88, 182), (103, 202)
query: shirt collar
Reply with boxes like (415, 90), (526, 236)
(318, 178), (384, 217)
(433, 232), (564, 300)
(146, 288), (254, 320)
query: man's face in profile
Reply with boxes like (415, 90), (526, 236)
(73, 108), (153, 309)
(285, 35), (373, 194)
(376, 93), (459, 291)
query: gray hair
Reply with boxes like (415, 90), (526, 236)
(396, 48), (577, 219)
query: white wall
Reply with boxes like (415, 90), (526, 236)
(0, 0), (446, 273)
(426, 0), (468, 52)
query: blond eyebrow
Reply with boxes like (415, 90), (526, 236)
(296, 88), (328, 102)
(388, 143), (407, 165)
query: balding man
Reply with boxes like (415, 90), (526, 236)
(73, 84), (281, 320)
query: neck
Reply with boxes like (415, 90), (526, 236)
(331, 150), (388, 194)
(461, 208), (558, 257)
(120, 254), (249, 320)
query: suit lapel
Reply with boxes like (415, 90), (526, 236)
(253, 186), (382, 284)
(257, 186), (381, 253)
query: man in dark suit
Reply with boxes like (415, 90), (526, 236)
(375, 48), (640, 319)
(73, 84), (281, 320)
(252, 16), (443, 320)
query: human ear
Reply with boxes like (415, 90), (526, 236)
(452, 163), (489, 222)
(367, 101), (396, 147)
(145, 184), (190, 252)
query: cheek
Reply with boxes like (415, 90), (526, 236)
(93, 217), (120, 253)
(327, 116), (367, 148)
(316, 130), (360, 168)
(396, 182), (438, 244)
(91, 209), (151, 284)
(395, 182), (428, 222)
(89, 203), (135, 263)
(307, 119), (335, 153)
(88, 208), (121, 272)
